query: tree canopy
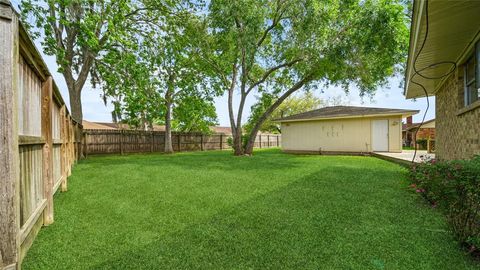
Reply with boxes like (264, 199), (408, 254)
(95, 4), (220, 151)
(192, 0), (409, 155)
(20, 0), (169, 121)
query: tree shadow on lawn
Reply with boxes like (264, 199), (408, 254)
(79, 149), (313, 173)
(84, 167), (477, 270)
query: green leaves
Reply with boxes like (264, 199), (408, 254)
(20, 0), (169, 121)
(95, 2), (220, 131)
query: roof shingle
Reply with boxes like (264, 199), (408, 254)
(275, 106), (419, 122)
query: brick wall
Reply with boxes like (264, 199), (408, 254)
(436, 68), (480, 160)
(415, 128), (435, 141)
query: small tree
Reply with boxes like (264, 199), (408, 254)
(97, 49), (163, 130)
(143, 12), (220, 153)
(245, 92), (324, 134)
(194, 0), (408, 155)
(98, 8), (220, 153)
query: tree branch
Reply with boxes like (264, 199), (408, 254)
(47, 2), (65, 52)
(246, 58), (303, 95)
(256, 0), (285, 47)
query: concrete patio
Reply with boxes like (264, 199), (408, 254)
(372, 150), (435, 166)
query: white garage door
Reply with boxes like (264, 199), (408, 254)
(372, 120), (389, 152)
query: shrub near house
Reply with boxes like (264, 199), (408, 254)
(410, 156), (480, 256)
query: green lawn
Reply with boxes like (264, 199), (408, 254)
(23, 149), (477, 269)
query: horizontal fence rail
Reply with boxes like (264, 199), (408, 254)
(83, 129), (281, 155)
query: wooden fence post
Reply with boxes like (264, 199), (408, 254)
(60, 106), (68, 192)
(0, 3), (20, 268)
(178, 133), (181, 152)
(220, 134), (223, 150)
(41, 76), (54, 225)
(120, 129), (124, 155)
(150, 131), (154, 152)
(267, 135), (270, 148)
(200, 134), (204, 151)
(277, 135), (279, 147)
(259, 135), (262, 148)
(83, 131), (88, 158)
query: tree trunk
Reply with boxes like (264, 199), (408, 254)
(232, 126), (244, 156)
(164, 72), (176, 154)
(68, 86), (83, 122)
(164, 100), (173, 154)
(244, 76), (312, 155)
(232, 92), (248, 156)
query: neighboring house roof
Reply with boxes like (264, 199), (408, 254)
(275, 106), (419, 122)
(82, 121), (166, 131)
(404, 1), (480, 99)
(82, 121), (233, 135)
(403, 119), (436, 131)
(82, 121), (118, 130)
(210, 126), (232, 135)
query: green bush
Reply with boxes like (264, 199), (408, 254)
(410, 156), (480, 256)
(416, 138), (428, 150)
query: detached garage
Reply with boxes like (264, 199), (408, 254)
(277, 106), (419, 154)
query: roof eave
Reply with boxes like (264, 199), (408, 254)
(404, 0), (425, 99)
(276, 111), (420, 123)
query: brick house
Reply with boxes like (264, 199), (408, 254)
(404, 1), (480, 160)
(402, 117), (435, 149)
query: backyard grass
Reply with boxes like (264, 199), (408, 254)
(23, 149), (478, 269)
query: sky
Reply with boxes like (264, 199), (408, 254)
(13, 0), (435, 127)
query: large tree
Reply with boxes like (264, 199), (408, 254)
(194, 0), (408, 155)
(20, 0), (164, 122)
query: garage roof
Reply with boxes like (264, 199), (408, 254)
(275, 106), (419, 123)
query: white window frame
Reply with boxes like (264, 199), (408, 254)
(464, 41), (480, 107)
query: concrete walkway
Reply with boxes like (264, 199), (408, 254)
(373, 150), (435, 165)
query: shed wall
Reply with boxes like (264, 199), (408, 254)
(281, 116), (402, 153)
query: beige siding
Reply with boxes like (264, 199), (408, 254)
(388, 116), (402, 152)
(422, 120), (435, 128)
(281, 116), (402, 153)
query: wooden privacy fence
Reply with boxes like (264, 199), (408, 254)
(1, 5), (82, 270)
(83, 129), (281, 155)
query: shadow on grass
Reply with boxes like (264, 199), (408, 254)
(80, 149), (311, 173)
(86, 166), (474, 270)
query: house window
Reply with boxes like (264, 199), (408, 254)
(464, 41), (480, 106)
